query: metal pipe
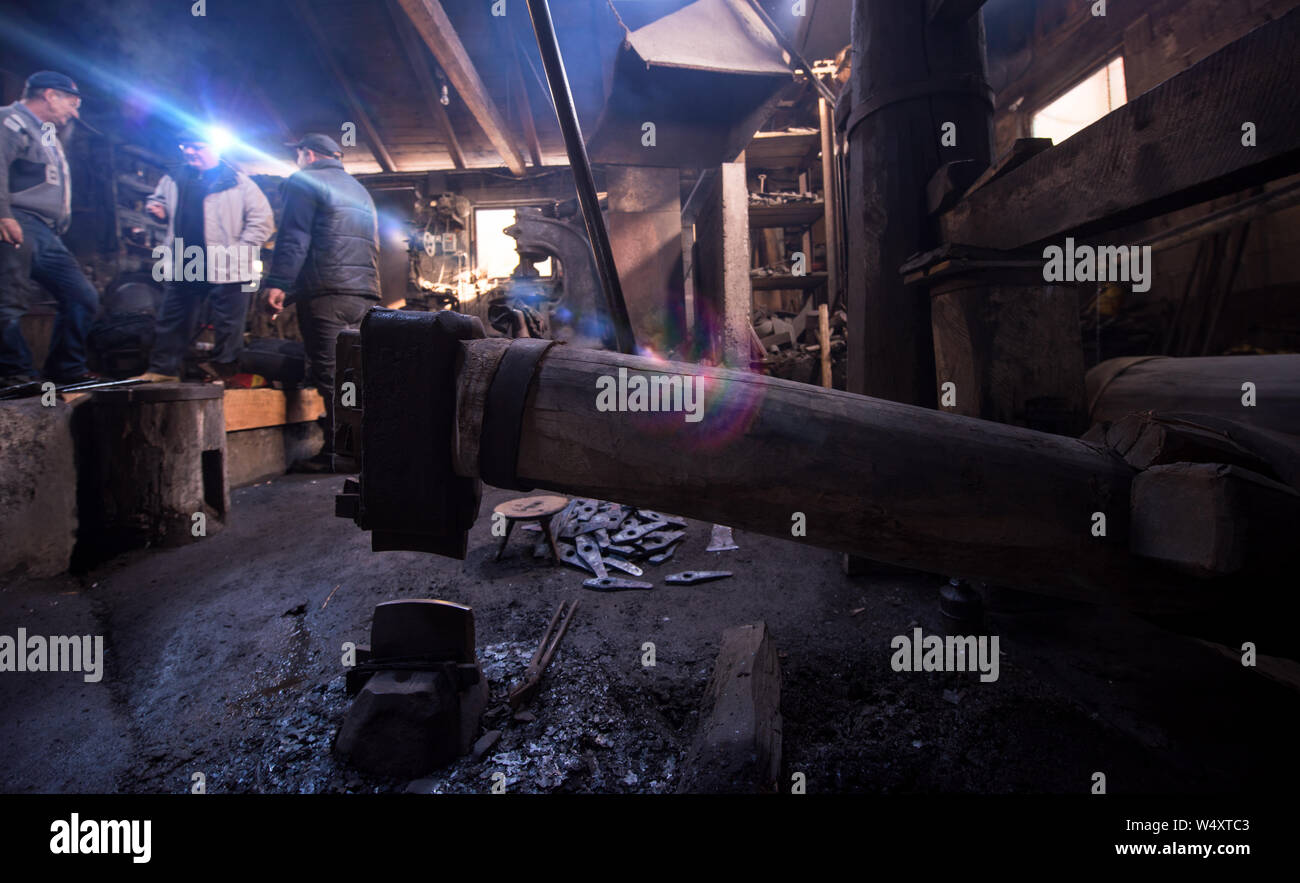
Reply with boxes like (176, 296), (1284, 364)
(746, 0), (837, 104)
(523, 0), (637, 355)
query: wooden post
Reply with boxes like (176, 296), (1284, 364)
(818, 96), (840, 310)
(695, 158), (753, 368)
(605, 166), (685, 355)
(818, 303), (832, 388)
(844, 2), (993, 406)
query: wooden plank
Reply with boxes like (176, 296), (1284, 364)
(510, 48), (544, 168)
(677, 622), (782, 794)
(224, 388), (326, 432)
(748, 201), (825, 228)
(941, 8), (1300, 249)
(1131, 463), (1300, 577)
(386, 0), (467, 170)
(818, 302), (831, 388)
(293, 0), (397, 173)
(395, 0), (527, 176)
(750, 271), (827, 290)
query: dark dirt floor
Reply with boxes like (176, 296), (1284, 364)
(2, 474), (1298, 794)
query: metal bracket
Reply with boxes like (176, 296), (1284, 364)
(479, 337), (556, 491)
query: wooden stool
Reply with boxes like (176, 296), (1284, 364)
(493, 495), (568, 563)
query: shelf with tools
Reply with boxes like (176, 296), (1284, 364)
(745, 128), (829, 313)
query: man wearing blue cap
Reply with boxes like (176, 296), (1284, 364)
(0, 71), (100, 390)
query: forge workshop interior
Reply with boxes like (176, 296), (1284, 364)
(2, 0), (1299, 817)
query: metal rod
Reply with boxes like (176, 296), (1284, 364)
(746, 0), (837, 104)
(523, 0), (637, 354)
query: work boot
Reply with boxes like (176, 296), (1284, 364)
(132, 371), (180, 383)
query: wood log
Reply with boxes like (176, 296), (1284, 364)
(940, 8), (1300, 249)
(451, 338), (1203, 609)
(1087, 355), (1300, 435)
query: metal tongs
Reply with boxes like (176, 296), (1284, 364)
(507, 598), (579, 709)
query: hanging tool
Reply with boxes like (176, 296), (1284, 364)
(508, 598), (579, 708)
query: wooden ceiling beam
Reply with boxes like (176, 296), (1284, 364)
(293, 0), (397, 172)
(386, 0), (466, 170)
(395, 0), (527, 177)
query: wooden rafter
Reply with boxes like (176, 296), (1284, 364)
(395, 0), (527, 176)
(385, 0), (466, 170)
(293, 0), (397, 172)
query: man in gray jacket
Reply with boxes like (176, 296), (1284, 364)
(0, 71), (100, 389)
(137, 128), (273, 382)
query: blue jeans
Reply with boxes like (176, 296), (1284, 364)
(148, 281), (250, 375)
(0, 210), (100, 379)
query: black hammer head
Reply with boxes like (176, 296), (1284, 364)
(334, 309), (485, 557)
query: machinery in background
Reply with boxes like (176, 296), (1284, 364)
(402, 192), (473, 312)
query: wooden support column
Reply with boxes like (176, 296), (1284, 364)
(605, 166), (685, 355)
(694, 159), (753, 368)
(845, 1), (993, 405)
(818, 96), (840, 309)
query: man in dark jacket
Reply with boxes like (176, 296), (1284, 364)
(263, 134), (380, 468)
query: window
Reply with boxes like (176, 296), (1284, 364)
(1032, 56), (1126, 145)
(474, 208), (551, 278)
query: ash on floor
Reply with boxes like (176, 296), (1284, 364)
(2, 475), (1297, 794)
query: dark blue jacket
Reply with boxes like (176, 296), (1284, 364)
(265, 157), (380, 299)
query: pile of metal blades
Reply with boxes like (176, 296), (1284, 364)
(550, 499), (689, 580)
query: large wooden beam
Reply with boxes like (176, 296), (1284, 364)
(386, 0), (466, 170)
(445, 337), (1211, 610)
(294, 0), (396, 173)
(511, 52), (544, 168)
(395, 0), (528, 176)
(941, 8), (1300, 250)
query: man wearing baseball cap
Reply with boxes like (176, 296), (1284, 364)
(263, 133), (381, 471)
(0, 71), (101, 389)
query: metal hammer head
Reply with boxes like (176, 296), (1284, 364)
(334, 308), (485, 557)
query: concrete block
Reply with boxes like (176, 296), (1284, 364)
(226, 421), (324, 487)
(0, 399), (77, 577)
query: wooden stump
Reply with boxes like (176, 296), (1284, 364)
(85, 382), (227, 550)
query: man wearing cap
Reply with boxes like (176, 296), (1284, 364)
(137, 128), (273, 382)
(0, 71), (100, 390)
(263, 133), (381, 470)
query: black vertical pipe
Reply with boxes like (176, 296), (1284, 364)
(523, 0), (637, 354)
